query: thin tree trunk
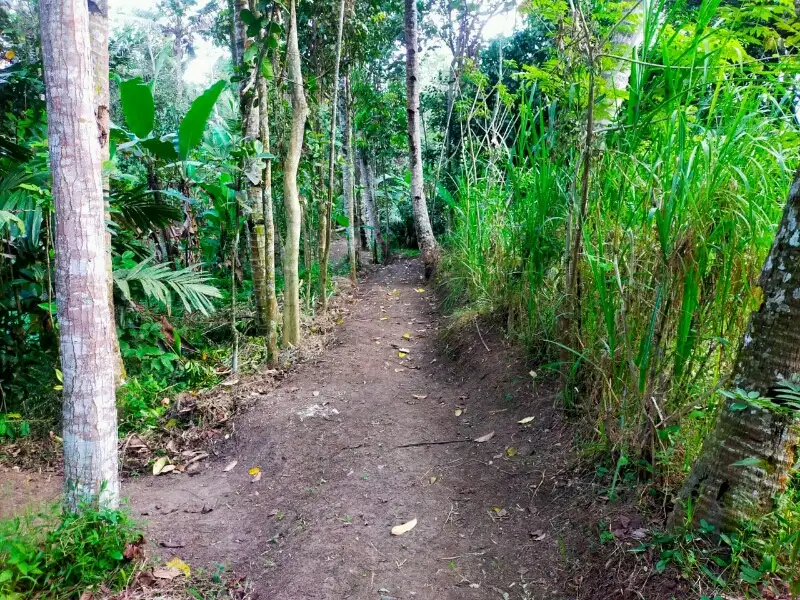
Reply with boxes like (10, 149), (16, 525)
(282, 0), (308, 347)
(405, 0), (437, 278)
(672, 170), (800, 531)
(89, 0), (125, 387)
(259, 67), (279, 364)
(40, 0), (119, 510)
(358, 149), (382, 262)
(319, 0), (346, 311)
(340, 70), (357, 286)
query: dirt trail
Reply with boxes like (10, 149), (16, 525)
(126, 258), (590, 599)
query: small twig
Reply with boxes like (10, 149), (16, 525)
(438, 552), (486, 561)
(395, 439), (469, 448)
(474, 317), (490, 352)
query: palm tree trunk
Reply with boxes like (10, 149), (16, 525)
(673, 170), (800, 531)
(282, 0), (308, 346)
(404, 0), (437, 278)
(40, 0), (119, 510)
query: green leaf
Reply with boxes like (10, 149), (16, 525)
(729, 403), (748, 411)
(119, 78), (155, 138)
(243, 44), (258, 63)
(261, 59), (273, 80)
(334, 214), (350, 227)
(140, 138), (179, 162)
(178, 80), (226, 161)
(731, 457), (763, 467)
(0, 570), (12, 583)
(239, 8), (257, 25)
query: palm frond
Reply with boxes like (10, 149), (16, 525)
(111, 184), (183, 231)
(113, 257), (222, 315)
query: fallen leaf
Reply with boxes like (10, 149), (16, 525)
(412, 394), (427, 400)
(223, 459), (238, 472)
(160, 464), (176, 474)
(530, 530), (547, 541)
(152, 456), (169, 476)
(394, 368), (406, 373)
(380, 316), (390, 321)
(252, 471), (262, 482)
(455, 409), (463, 416)
(518, 416), (535, 424)
(398, 352), (407, 358)
(391, 518), (418, 536)
(506, 447), (517, 457)
(474, 431), (495, 443)
(312, 390), (320, 397)
(529, 370), (537, 379)
(166, 557), (191, 578)
(402, 333), (412, 340)
(415, 288), (425, 293)
(398, 347), (411, 353)
(248, 466), (261, 476)
(152, 567), (181, 580)
(430, 476), (437, 484)
(159, 540), (185, 548)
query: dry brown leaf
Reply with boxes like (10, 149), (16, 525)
(152, 456), (169, 476)
(474, 431), (495, 443)
(152, 567), (182, 580)
(223, 459), (238, 472)
(390, 517), (418, 536)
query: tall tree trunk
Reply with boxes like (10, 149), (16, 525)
(319, 0), (346, 311)
(340, 70), (357, 286)
(672, 170), (800, 531)
(89, 0), (125, 387)
(259, 66), (279, 364)
(404, 0), (438, 278)
(40, 0), (119, 510)
(282, 0), (308, 347)
(357, 148), (382, 262)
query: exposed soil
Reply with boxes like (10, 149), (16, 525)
(2, 258), (690, 599)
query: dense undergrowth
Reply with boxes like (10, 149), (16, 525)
(440, 0), (800, 594)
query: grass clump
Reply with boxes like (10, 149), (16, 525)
(0, 504), (142, 599)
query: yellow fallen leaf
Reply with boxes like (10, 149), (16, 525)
(4, 50), (15, 60)
(506, 447), (517, 457)
(518, 416), (535, 424)
(415, 288), (425, 293)
(336, 318), (344, 325)
(390, 517), (417, 536)
(152, 456), (169, 476)
(455, 409), (463, 416)
(529, 370), (537, 378)
(248, 466), (261, 476)
(380, 317), (390, 321)
(402, 333), (412, 340)
(430, 476), (437, 484)
(166, 557), (191, 578)
(398, 352), (407, 358)
(492, 506), (503, 513)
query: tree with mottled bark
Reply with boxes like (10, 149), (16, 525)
(319, 0), (346, 312)
(340, 69), (357, 285)
(672, 170), (800, 531)
(405, 0), (438, 278)
(282, 0), (308, 347)
(40, 0), (120, 510)
(356, 148), (382, 263)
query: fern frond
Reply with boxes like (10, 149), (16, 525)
(113, 257), (222, 315)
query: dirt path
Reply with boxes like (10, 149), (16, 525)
(126, 258), (590, 599)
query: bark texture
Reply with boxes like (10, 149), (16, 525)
(340, 71), (357, 285)
(282, 0), (308, 347)
(319, 0), (347, 311)
(674, 170), (800, 531)
(259, 71), (279, 363)
(405, 0), (438, 278)
(357, 148), (382, 263)
(40, 0), (119, 509)
(89, 0), (125, 387)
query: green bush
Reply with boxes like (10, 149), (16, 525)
(0, 504), (141, 599)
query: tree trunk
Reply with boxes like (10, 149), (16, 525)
(239, 16), (269, 335)
(259, 67), (279, 364)
(340, 70), (357, 286)
(404, 0), (438, 278)
(673, 170), (800, 531)
(40, 0), (119, 510)
(357, 148), (382, 262)
(89, 0), (125, 387)
(319, 0), (346, 311)
(282, 0), (308, 347)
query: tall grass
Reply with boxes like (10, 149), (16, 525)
(441, 0), (800, 481)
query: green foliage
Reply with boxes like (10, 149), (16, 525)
(119, 77), (155, 138)
(0, 505), (141, 599)
(178, 80), (226, 160)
